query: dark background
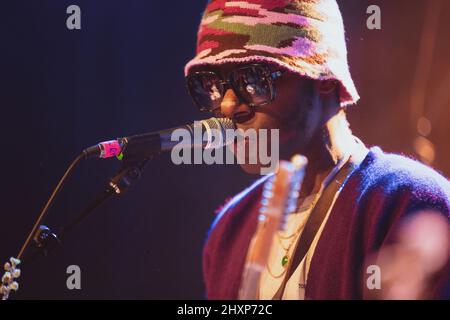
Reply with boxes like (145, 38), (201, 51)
(0, 1), (448, 299)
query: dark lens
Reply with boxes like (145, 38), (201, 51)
(187, 72), (224, 111)
(230, 65), (273, 106)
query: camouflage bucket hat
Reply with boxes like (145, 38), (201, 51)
(185, 0), (359, 107)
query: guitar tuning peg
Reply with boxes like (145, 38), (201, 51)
(0, 285), (7, 295)
(2, 272), (11, 283)
(263, 181), (273, 191)
(291, 154), (308, 170)
(262, 189), (273, 199)
(288, 202), (297, 211)
(4, 262), (11, 272)
(9, 282), (19, 291)
(260, 198), (269, 207)
(290, 190), (299, 199)
(12, 269), (21, 279)
(10, 257), (21, 267)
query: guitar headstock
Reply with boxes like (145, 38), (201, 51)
(260, 155), (308, 233)
(0, 257), (21, 300)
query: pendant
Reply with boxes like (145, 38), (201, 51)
(281, 255), (288, 267)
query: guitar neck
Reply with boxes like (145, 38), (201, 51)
(238, 156), (307, 300)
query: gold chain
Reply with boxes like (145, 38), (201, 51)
(266, 193), (321, 279)
(266, 261), (288, 278)
(266, 221), (303, 278)
(275, 220), (305, 250)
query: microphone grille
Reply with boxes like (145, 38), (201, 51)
(201, 117), (236, 148)
(203, 117), (235, 131)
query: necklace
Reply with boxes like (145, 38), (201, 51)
(266, 239), (297, 278)
(276, 220), (306, 250)
(266, 215), (308, 278)
(266, 193), (321, 278)
(264, 145), (362, 283)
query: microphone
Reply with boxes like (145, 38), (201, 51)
(83, 117), (235, 160)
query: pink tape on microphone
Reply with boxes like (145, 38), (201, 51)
(100, 140), (122, 159)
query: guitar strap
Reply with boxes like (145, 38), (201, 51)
(272, 146), (366, 300)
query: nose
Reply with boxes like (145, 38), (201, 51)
(220, 89), (252, 121)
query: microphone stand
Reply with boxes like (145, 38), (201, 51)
(2, 116), (232, 299)
(1, 155), (151, 300)
(24, 157), (151, 265)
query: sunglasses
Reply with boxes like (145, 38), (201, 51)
(186, 63), (285, 112)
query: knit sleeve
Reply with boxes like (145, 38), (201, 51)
(360, 151), (450, 299)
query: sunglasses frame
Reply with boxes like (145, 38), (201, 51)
(186, 63), (285, 112)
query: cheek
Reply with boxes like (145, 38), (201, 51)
(249, 112), (298, 146)
(269, 85), (307, 125)
(279, 98), (323, 146)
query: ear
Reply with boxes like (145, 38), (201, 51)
(318, 80), (338, 95)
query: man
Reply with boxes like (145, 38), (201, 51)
(184, 0), (449, 299)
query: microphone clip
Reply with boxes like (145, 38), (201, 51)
(108, 158), (150, 195)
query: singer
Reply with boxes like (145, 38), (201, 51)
(184, 0), (450, 299)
